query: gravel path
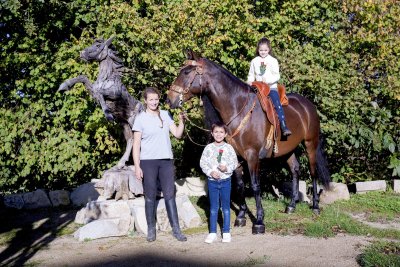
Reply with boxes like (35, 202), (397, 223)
(12, 224), (372, 267)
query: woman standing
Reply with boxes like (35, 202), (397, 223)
(132, 87), (187, 242)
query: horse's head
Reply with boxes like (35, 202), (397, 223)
(167, 50), (205, 109)
(80, 36), (115, 62)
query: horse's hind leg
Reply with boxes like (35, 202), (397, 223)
(285, 153), (300, 214)
(233, 164), (247, 227)
(114, 123), (133, 169)
(305, 139), (321, 214)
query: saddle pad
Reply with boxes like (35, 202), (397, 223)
(251, 82), (289, 106)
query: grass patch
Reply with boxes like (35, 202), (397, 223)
(190, 191), (400, 240)
(0, 228), (20, 246)
(55, 222), (80, 237)
(358, 241), (400, 267)
(335, 191), (400, 223)
(235, 255), (271, 266)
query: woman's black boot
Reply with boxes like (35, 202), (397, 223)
(165, 198), (187, 241)
(145, 197), (157, 242)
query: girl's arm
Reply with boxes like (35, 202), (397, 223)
(200, 146), (214, 177)
(225, 146), (239, 173)
(247, 59), (256, 84)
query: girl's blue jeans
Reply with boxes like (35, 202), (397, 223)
(207, 177), (231, 233)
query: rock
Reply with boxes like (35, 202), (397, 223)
(320, 182), (350, 205)
(70, 182), (100, 207)
(155, 199), (175, 232)
(128, 197), (148, 235)
(102, 169), (130, 200)
(22, 189), (52, 209)
(73, 217), (132, 241)
(3, 194), (24, 209)
(127, 165), (144, 196)
(175, 194), (202, 228)
(98, 166), (143, 201)
(355, 180), (387, 194)
(49, 190), (70, 207)
(272, 180), (311, 203)
(175, 177), (207, 197)
(299, 180), (311, 203)
(74, 199), (131, 224)
(393, 180), (400, 193)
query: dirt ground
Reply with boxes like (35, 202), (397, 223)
(0, 208), (375, 267)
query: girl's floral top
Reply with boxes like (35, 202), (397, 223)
(200, 142), (238, 180)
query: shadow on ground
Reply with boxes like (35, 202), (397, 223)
(0, 206), (77, 266)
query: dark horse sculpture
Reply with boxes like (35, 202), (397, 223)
(58, 36), (143, 169)
(167, 51), (331, 234)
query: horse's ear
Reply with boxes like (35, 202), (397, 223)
(183, 49), (194, 60)
(105, 36), (115, 47)
(191, 50), (201, 61)
(183, 49), (202, 60)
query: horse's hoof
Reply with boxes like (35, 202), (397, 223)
(252, 224), (265, 234)
(285, 206), (296, 214)
(312, 208), (320, 215)
(234, 218), (246, 227)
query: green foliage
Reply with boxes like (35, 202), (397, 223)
(1, 0), (399, 192)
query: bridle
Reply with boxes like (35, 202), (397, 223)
(169, 58), (256, 141)
(169, 60), (204, 107)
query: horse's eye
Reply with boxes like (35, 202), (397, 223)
(184, 68), (193, 75)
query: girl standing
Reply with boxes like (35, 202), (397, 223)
(200, 122), (238, 243)
(247, 37), (292, 136)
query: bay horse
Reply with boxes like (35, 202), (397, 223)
(58, 36), (143, 169)
(167, 51), (331, 234)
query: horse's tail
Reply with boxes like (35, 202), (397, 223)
(316, 133), (331, 190)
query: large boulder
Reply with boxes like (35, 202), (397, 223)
(49, 190), (70, 207)
(22, 189), (52, 209)
(3, 194), (24, 209)
(75, 199), (132, 224)
(73, 217), (133, 241)
(175, 177), (207, 197)
(320, 182), (350, 205)
(70, 182), (100, 207)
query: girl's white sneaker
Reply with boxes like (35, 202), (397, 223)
(204, 233), (217, 244)
(222, 233), (231, 243)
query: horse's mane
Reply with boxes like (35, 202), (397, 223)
(108, 47), (125, 75)
(203, 58), (250, 91)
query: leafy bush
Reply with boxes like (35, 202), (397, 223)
(1, 0), (398, 192)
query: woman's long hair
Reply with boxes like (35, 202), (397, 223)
(143, 87), (163, 128)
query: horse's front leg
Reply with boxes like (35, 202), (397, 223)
(285, 153), (300, 214)
(233, 163), (247, 227)
(92, 90), (114, 121)
(58, 75), (92, 92)
(246, 150), (265, 234)
(113, 123), (133, 169)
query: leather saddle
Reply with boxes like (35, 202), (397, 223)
(251, 82), (289, 156)
(251, 81), (288, 126)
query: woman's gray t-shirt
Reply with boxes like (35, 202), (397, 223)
(132, 110), (174, 160)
